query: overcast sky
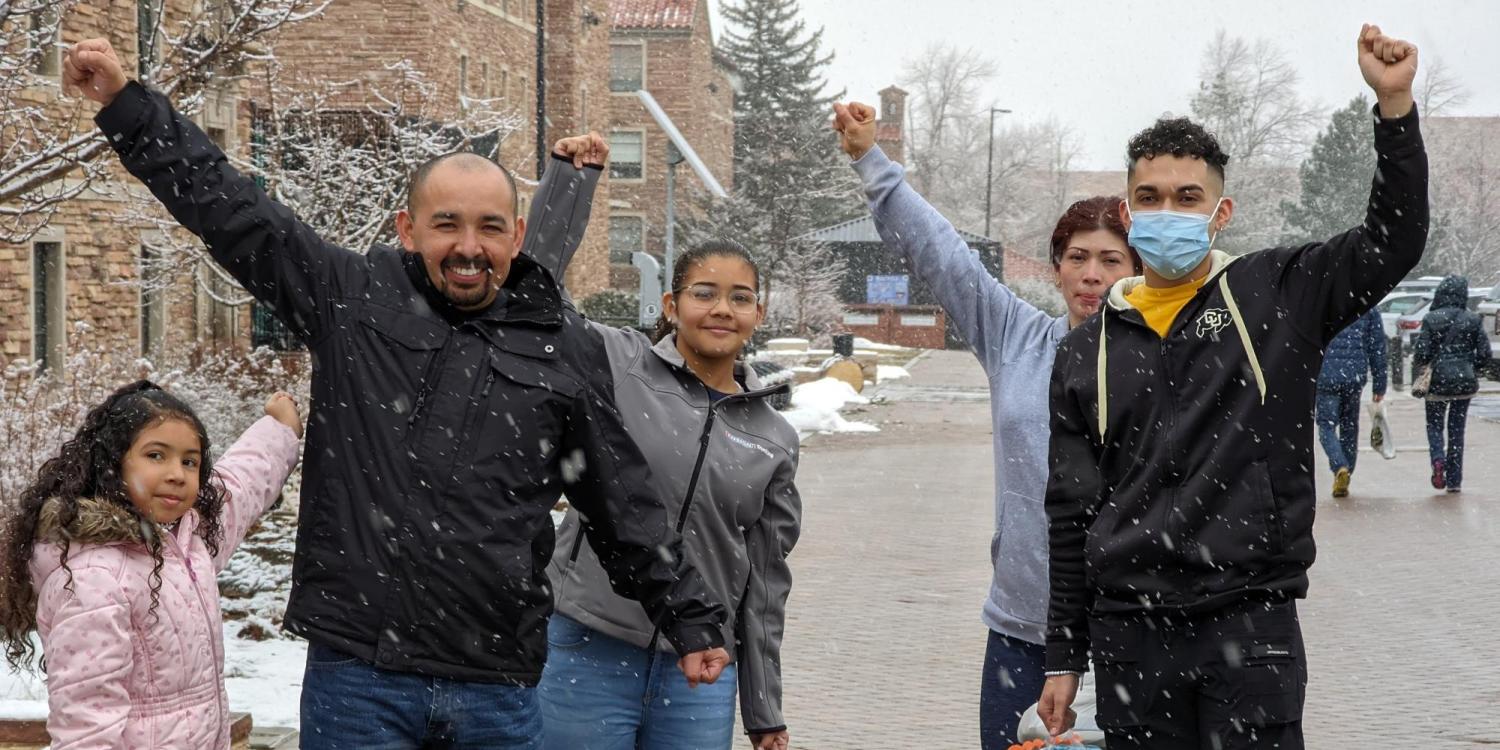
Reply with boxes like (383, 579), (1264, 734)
(708, 0), (1500, 170)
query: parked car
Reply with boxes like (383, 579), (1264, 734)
(1394, 287), (1492, 348)
(1377, 292), (1431, 340)
(1476, 284), (1500, 380)
(1391, 276), (1447, 295)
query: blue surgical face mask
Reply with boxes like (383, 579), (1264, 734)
(1126, 198), (1225, 280)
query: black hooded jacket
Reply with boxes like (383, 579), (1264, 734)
(1413, 275), (1489, 398)
(96, 82), (726, 684)
(1045, 106), (1428, 673)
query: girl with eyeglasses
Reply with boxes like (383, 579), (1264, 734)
(528, 137), (802, 750)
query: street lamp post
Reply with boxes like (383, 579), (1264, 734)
(984, 106), (1012, 239)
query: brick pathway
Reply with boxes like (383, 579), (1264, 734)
(772, 349), (1500, 749)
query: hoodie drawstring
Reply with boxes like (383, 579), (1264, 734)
(1220, 274), (1267, 406)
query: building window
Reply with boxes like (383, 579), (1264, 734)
(608, 131), (643, 180)
(32, 242), (64, 373)
(30, 5), (62, 77)
(608, 216), (645, 264)
(480, 62), (491, 98)
(458, 54), (469, 99)
(501, 69), (510, 103)
(609, 43), (644, 92)
(139, 245), (166, 358)
(251, 302), (302, 351)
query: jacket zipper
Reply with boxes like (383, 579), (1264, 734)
(405, 340), (451, 442)
(163, 529), (225, 738)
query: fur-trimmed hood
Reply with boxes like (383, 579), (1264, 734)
(36, 496), (162, 547)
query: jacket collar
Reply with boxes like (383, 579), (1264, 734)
(37, 496), (178, 547)
(1105, 250), (1240, 312)
(401, 251), (564, 327)
(650, 333), (779, 395)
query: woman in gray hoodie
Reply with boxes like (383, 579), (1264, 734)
(527, 142), (801, 750)
(833, 102), (1140, 748)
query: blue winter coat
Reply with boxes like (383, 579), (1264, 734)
(1317, 308), (1388, 394)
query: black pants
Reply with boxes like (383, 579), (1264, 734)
(1090, 599), (1306, 749)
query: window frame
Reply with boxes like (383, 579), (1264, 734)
(609, 40), (646, 93)
(608, 129), (646, 182)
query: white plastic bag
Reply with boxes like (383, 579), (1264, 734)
(1368, 400), (1397, 460)
(1017, 671), (1108, 747)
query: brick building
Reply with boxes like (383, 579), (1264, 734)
(1, 1), (255, 374)
(604, 0), (735, 290)
(1, 0), (616, 372)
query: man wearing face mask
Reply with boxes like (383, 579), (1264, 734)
(1036, 25), (1427, 749)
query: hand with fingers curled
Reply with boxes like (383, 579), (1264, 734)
(677, 646), (731, 688)
(553, 131), (610, 169)
(748, 729), (790, 750)
(1356, 23), (1418, 119)
(62, 38), (128, 107)
(831, 101), (879, 161)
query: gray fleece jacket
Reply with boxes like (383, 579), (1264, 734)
(854, 145), (1061, 646)
(525, 155), (803, 735)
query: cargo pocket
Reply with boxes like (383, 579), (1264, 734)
(1088, 618), (1151, 732)
(1226, 640), (1305, 729)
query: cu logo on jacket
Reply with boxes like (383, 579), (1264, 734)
(1196, 308), (1233, 339)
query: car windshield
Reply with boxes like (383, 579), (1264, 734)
(1381, 296), (1428, 315)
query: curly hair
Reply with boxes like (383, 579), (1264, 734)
(0, 380), (226, 671)
(652, 239), (762, 343)
(1126, 117), (1230, 184)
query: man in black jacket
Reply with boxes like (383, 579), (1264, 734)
(65, 39), (728, 749)
(1037, 25), (1427, 749)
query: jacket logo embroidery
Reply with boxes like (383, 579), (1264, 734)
(725, 430), (774, 459)
(1196, 308), (1232, 339)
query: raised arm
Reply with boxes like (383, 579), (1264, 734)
(521, 133), (608, 302)
(737, 449), (803, 740)
(209, 405), (303, 572)
(833, 102), (1053, 372)
(1270, 26), (1428, 345)
(69, 39), (361, 342)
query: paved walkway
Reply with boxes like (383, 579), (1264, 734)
(774, 349), (1500, 749)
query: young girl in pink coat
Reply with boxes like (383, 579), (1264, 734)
(0, 380), (302, 749)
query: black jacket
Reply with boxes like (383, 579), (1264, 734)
(1044, 106), (1428, 673)
(96, 82), (726, 684)
(1413, 276), (1489, 398)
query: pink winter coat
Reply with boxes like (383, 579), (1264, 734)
(28, 416), (300, 750)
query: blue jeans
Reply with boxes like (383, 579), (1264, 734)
(538, 615), (738, 750)
(299, 642), (543, 750)
(1315, 384), (1363, 473)
(979, 629), (1047, 750)
(1426, 398), (1471, 487)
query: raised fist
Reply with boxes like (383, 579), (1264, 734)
(831, 102), (878, 160)
(63, 38), (128, 107)
(1357, 24), (1417, 118)
(552, 132), (609, 169)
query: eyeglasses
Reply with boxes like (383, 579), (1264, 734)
(676, 284), (759, 312)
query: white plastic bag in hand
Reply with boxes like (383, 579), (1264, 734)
(1368, 401), (1397, 460)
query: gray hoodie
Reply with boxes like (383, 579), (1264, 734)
(525, 156), (803, 734)
(853, 145), (1061, 646)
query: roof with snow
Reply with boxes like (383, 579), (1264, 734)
(793, 214), (997, 246)
(611, 0), (697, 30)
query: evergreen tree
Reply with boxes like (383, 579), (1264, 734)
(1280, 95), (1376, 244)
(710, 0), (859, 291)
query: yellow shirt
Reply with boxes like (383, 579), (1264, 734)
(1125, 278), (1208, 338)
